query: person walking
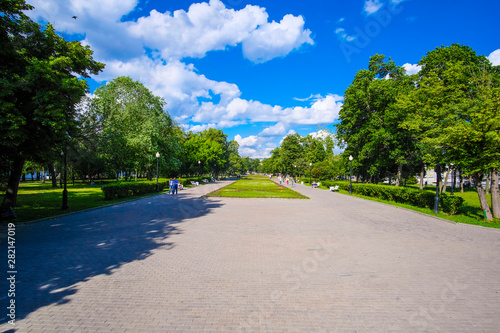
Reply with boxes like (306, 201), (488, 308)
(168, 178), (173, 194)
(173, 177), (179, 195)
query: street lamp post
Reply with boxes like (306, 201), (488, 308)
(434, 164), (440, 213)
(349, 155), (353, 194)
(62, 144), (69, 210)
(156, 152), (160, 191)
(198, 160), (201, 181)
(309, 162), (312, 186)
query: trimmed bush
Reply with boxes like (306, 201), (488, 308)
(328, 182), (464, 214)
(101, 181), (166, 200)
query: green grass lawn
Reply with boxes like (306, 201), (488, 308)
(204, 176), (309, 199)
(1, 179), (172, 223)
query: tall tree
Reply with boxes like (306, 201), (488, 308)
(90, 76), (181, 180)
(1, 1), (104, 210)
(336, 54), (420, 184)
(399, 44), (499, 220)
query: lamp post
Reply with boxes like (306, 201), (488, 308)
(434, 164), (440, 213)
(309, 162), (312, 186)
(156, 152), (160, 192)
(198, 160), (201, 181)
(61, 144), (69, 210)
(59, 151), (63, 189)
(349, 155), (353, 194)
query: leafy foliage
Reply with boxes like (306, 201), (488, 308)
(101, 182), (166, 200)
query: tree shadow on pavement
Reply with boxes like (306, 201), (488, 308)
(0, 193), (224, 328)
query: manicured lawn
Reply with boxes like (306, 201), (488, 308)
(204, 176), (309, 199)
(1, 179), (171, 223)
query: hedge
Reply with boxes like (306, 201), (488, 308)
(101, 181), (166, 200)
(310, 180), (464, 215)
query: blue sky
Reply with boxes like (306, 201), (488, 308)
(27, 0), (500, 158)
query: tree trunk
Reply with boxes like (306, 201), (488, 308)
(485, 171), (491, 195)
(135, 169), (138, 182)
(459, 170), (464, 193)
(2, 156), (25, 208)
(473, 173), (492, 221)
(48, 163), (58, 187)
(396, 163), (403, 187)
(441, 168), (450, 193)
(491, 168), (500, 219)
(419, 166), (424, 190)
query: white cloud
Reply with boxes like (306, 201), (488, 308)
(294, 93), (323, 102)
(189, 123), (217, 132)
(403, 63), (422, 75)
(363, 0), (384, 15)
(309, 129), (332, 139)
(28, 0), (313, 64)
(488, 49), (500, 66)
(260, 122), (288, 137)
(335, 27), (356, 42)
(242, 14), (314, 63)
(235, 134), (259, 147)
(127, 0), (268, 60)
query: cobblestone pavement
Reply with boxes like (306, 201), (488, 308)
(1, 180), (499, 332)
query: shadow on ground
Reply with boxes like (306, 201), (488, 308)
(0, 193), (223, 327)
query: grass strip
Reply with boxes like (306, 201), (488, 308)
(204, 176), (309, 199)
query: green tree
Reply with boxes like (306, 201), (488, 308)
(1, 1), (104, 210)
(280, 133), (303, 174)
(399, 44), (499, 220)
(90, 76), (181, 180)
(183, 128), (229, 177)
(336, 54), (421, 184)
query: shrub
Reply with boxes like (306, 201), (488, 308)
(101, 181), (166, 200)
(406, 176), (419, 184)
(328, 182), (464, 214)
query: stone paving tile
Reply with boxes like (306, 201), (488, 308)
(0, 180), (499, 332)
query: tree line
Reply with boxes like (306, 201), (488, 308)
(263, 44), (500, 220)
(0, 1), (259, 213)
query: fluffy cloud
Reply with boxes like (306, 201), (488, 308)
(96, 57), (241, 121)
(363, 0), (384, 15)
(242, 14), (314, 63)
(260, 122), (288, 137)
(127, 0), (268, 60)
(488, 49), (500, 66)
(403, 63), (421, 75)
(28, 0), (313, 64)
(234, 135), (260, 147)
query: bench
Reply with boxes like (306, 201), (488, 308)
(202, 179), (209, 184)
(330, 185), (339, 192)
(312, 182), (320, 188)
(190, 181), (199, 186)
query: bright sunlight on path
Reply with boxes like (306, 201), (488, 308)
(1, 179), (499, 332)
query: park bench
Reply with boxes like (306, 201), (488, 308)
(330, 185), (339, 192)
(312, 182), (320, 188)
(202, 179), (209, 184)
(190, 181), (199, 186)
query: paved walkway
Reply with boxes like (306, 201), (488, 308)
(1, 180), (499, 332)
